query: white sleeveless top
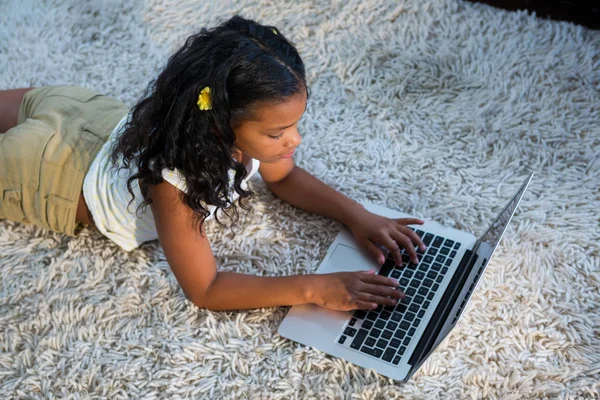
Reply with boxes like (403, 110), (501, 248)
(82, 113), (260, 252)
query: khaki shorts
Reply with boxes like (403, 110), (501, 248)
(0, 85), (128, 236)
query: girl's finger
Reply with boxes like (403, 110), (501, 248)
(360, 239), (386, 266)
(361, 271), (400, 288)
(377, 234), (403, 266)
(398, 224), (427, 251)
(356, 291), (400, 307)
(352, 300), (380, 310)
(395, 218), (424, 226)
(390, 230), (419, 264)
(361, 282), (405, 300)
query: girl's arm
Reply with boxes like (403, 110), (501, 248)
(149, 181), (314, 310)
(259, 158), (365, 230)
(260, 158), (425, 266)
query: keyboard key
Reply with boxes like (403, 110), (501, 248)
(409, 303), (419, 313)
(381, 311), (391, 320)
(418, 287), (428, 296)
(441, 267), (449, 274)
(390, 338), (401, 348)
(423, 255), (434, 264)
(423, 233), (434, 245)
(414, 318), (421, 327)
(400, 278), (410, 287)
(349, 318), (357, 326)
(431, 262), (442, 271)
(423, 300), (430, 309)
(453, 242), (461, 250)
(402, 254), (410, 264)
(418, 264), (429, 272)
(450, 250), (457, 258)
(398, 346), (406, 355)
(394, 329), (406, 339)
(391, 312), (402, 322)
(383, 347), (396, 362)
(408, 327), (416, 336)
(432, 283), (439, 291)
(362, 320), (373, 330)
(393, 356), (401, 365)
(427, 247), (437, 255)
(417, 310), (425, 318)
(404, 270), (414, 278)
(365, 337), (376, 347)
(415, 271), (425, 280)
(415, 230), (424, 238)
(435, 255), (446, 263)
(399, 321), (410, 330)
(338, 336), (347, 344)
(444, 239), (455, 248)
(405, 287), (416, 297)
(344, 327), (357, 336)
(432, 236), (444, 248)
(423, 278), (434, 287)
(391, 270), (401, 279)
(350, 329), (369, 349)
(369, 328), (382, 338)
(354, 310), (367, 319)
(382, 330), (393, 340)
(436, 275), (444, 283)
(366, 312), (378, 321)
(414, 295), (425, 304)
(397, 304), (408, 313)
(426, 270), (437, 279)
(379, 258), (395, 276)
(384, 304), (396, 313)
(361, 346), (383, 358)
(386, 321), (398, 331)
(377, 339), (388, 348)
(375, 320), (386, 329)
(427, 292), (435, 300)
(375, 305), (383, 312)
(405, 312), (416, 321)
(440, 246), (451, 255)
(409, 280), (420, 288)
(445, 258), (453, 266)
(403, 337), (411, 346)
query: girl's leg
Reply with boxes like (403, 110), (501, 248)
(0, 88), (35, 133)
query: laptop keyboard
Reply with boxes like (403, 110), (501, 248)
(336, 229), (461, 365)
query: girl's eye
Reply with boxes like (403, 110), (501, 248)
(269, 132), (284, 140)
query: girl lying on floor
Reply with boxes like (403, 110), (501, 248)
(0, 15), (426, 312)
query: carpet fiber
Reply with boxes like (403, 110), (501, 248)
(1, 0), (599, 398)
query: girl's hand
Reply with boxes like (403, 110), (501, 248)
(310, 270), (405, 311)
(347, 209), (427, 267)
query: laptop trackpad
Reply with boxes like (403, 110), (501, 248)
(317, 244), (378, 274)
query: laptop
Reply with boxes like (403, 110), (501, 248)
(278, 171), (535, 382)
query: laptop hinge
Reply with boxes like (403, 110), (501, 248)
(406, 248), (479, 375)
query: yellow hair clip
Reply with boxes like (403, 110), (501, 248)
(197, 86), (212, 110)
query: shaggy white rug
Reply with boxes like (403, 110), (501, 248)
(1, 0), (599, 398)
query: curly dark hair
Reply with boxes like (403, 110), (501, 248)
(109, 15), (308, 234)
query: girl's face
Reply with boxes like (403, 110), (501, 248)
(232, 91), (306, 163)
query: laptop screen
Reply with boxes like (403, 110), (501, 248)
(405, 171), (534, 381)
(472, 171), (534, 257)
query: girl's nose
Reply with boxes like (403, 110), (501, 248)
(286, 129), (302, 148)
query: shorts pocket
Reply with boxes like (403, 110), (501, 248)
(46, 193), (77, 235)
(0, 118), (56, 190)
(1, 189), (27, 223)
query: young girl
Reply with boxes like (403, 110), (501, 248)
(0, 15), (426, 312)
